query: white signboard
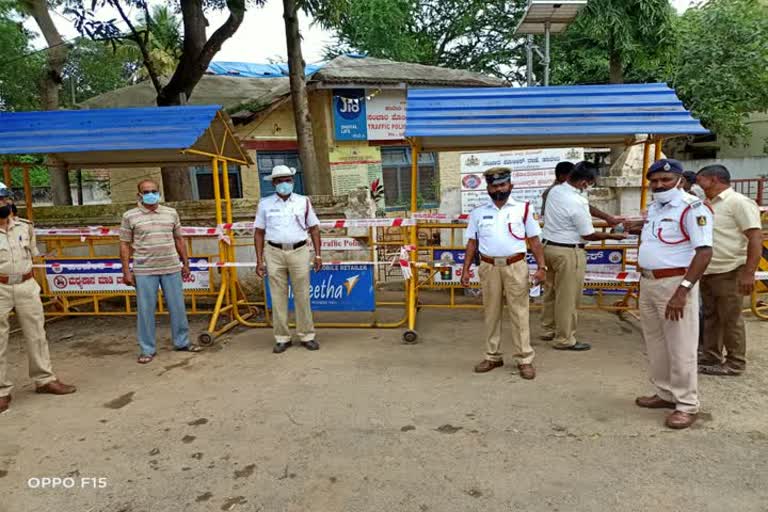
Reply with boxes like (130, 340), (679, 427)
(321, 237), (367, 251)
(366, 90), (407, 140)
(460, 148), (584, 214)
(46, 258), (210, 294)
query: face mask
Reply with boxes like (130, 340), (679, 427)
(489, 190), (511, 202)
(652, 178), (682, 204)
(0, 205), (11, 219)
(275, 182), (294, 196)
(142, 192), (160, 205)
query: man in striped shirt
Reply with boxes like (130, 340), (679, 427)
(120, 179), (201, 363)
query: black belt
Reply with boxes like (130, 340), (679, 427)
(268, 240), (307, 251)
(543, 239), (586, 249)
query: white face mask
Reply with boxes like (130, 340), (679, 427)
(652, 178), (682, 204)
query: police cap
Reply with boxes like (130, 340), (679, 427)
(484, 166), (512, 185)
(647, 158), (684, 178)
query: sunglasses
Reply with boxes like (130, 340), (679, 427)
(141, 190), (159, 194)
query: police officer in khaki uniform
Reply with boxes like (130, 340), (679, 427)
(631, 159), (713, 429)
(0, 186), (76, 414)
(461, 167), (546, 380)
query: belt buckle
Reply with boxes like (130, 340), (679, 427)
(281, 243), (293, 251)
(7, 273), (22, 285)
(493, 257), (508, 267)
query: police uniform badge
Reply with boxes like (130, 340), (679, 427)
(696, 216), (707, 226)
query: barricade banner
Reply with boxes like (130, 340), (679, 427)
(264, 264), (375, 311)
(44, 258), (210, 293)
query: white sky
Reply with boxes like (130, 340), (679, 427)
(25, 0), (696, 65)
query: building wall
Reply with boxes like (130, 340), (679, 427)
(109, 168), (164, 204)
(437, 151), (462, 195)
(241, 150), (261, 199)
(718, 113), (768, 159)
(680, 157), (768, 180)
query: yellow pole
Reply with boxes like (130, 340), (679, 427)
(654, 137), (663, 162)
(406, 142), (420, 334)
(220, 159), (239, 308)
(22, 165), (33, 221)
(639, 140), (652, 210)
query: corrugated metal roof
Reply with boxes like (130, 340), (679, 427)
(405, 83), (709, 150)
(0, 105), (251, 168)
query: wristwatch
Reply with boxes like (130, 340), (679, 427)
(315, 255), (323, 260)
(680, 279), (694, 290)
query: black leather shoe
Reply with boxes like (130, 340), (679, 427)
(553, 342), (591, 351)
(301, 340), (320, 351)
(273, 341), (292, 354)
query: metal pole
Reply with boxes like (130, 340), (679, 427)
(526, 35), (534, 86)
(22, 165), (33, 221)
(639, 140), (651, 210)
(544, 22), (551, 86)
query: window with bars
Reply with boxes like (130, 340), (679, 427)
(193, 165), (242, 199)
(256, 151), (305, 197)
(380, 147), (438, 209)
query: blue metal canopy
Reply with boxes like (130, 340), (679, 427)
(0, 105), (251, 168)
(405, 83), (708, 150)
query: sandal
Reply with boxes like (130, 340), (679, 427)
(137, 353), (156, 364)
(174, 344), (203, 353)
(698, 363), (742, 376)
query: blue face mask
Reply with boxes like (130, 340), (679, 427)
(275, 182), (294, 196)
(142, 192), (160, 205)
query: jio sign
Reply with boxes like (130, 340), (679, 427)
(333, 89), (367, 141)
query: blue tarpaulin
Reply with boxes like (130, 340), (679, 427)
(206, 61), (327, 78)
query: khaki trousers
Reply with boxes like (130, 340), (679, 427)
(265, 244), (315, 343)
(639, 276), (699, 414)
(700, 266), (747, 370)
(541, 245), (586, 347)
(478, 260), (534, 364)
(0, 278), (56, 397)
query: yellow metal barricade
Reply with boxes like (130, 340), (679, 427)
(196, 158), (413, 345)
(35, 233), (221, 317)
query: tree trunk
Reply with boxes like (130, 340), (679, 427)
(608, 49), (624, 166)
(151, 0), (245, 201)
(283, 0), (321, 195)
(26, 0), (72, 205)
(608, 50), (624, 84)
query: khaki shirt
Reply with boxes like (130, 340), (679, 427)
(705, 187), (762, 275)
(0, 218), (39, 276)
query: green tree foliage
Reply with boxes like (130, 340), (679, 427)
(549, 0), (676, 85)
(61, 37), (141, 106)
(0, 1), (44, 111)
(310, 0), (528, 81)
(669, 0), (768, 146)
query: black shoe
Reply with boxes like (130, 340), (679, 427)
(301, 340), (320, 351)
(273, 341), (292, 354)
(553, 342), (591, 351)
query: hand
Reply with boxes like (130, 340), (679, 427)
(611, 232), (628, 241)
(181, 263), (191, 280)
(739, 270), (755, 296)
(532, 268), (546, 285)
(256, 262), (266, 279)
(665, 287), (688, 321)
(460, 268), (471, 287)
(313, 256), (323, 273)
(122, 272), (135, 287)
(606, 215), (621, 227)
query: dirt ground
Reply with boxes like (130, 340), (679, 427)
(1, 307), (767, 512)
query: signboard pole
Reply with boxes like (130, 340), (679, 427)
(405, 142), (420, 342)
